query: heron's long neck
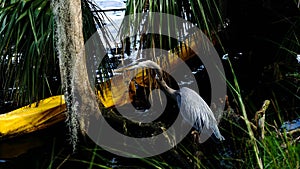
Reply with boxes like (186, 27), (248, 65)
(157, 79), (177, 99)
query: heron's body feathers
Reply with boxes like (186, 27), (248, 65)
(178, 87), (225, 141)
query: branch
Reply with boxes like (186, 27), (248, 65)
(254, 100), (270, 140)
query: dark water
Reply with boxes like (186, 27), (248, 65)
(0, 123), (68, 169)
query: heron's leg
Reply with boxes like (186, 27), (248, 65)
(191, 130), (200, 144)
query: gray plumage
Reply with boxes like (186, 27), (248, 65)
(176, 87), (225, 141)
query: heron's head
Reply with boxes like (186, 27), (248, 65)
(114, 59), (174, 92)
(137, 60), (164, 80)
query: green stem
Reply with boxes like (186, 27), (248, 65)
(228, 59), (263, 169)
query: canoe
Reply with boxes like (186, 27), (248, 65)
(0, 95), (66, 139)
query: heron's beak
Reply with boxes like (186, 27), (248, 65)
(114, 60), (164, 82)
(114, 59), (152, 73)
(114, 64), (138, 73)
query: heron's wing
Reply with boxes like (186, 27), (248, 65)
(178, 87), (224, 141)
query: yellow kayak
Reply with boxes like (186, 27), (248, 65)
(0, 95), (66, 139)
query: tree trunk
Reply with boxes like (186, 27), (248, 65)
(51, 0), (98, 150)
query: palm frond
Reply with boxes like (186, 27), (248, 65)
(0, 0), (57, 106)
(0, 0), (113, 108)
(120, 0), (225, 53)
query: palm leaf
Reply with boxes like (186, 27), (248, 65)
(0, 0), (112, 109)
(0, 0), (57, 107)
(120, 0), (224, 52)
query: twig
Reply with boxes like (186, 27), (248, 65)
(294, 136), (300, 143)
(254, 100), (270, 140)
(56, 154), (71, 169)
(239, 115), (257, 130)
(286, 128), (300, 135)
(265, 122), (282, 138)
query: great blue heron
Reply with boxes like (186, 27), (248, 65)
(117, 60), (225, 142)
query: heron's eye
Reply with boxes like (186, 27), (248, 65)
(155, 74), (159, 80)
